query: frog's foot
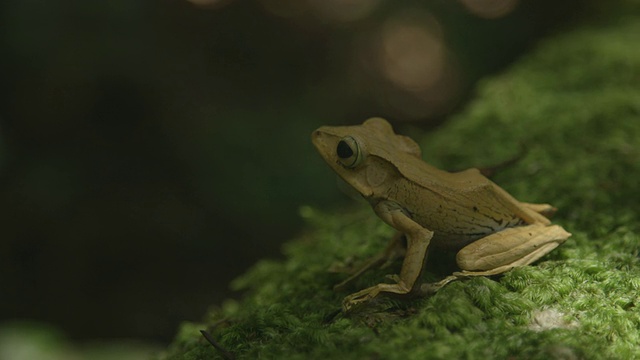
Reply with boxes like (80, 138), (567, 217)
(418, 268), (510, 296)
(418, 270), (492, 295)
(520, 202), (557, 218)
(419, 274), (461, 295)
(342, 281), (410, 312)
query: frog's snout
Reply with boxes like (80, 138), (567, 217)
(312, 130), (322, 141)
(311, 130), (321, 147)
(311, 128), (330, 152)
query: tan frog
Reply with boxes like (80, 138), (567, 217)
(312, 118), (571, 311)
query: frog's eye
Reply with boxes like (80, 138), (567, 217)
(336, 136), (364, 168)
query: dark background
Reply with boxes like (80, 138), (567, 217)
(1, 0), (596, 343)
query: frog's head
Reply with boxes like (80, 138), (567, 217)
(312, 117), (422, 198)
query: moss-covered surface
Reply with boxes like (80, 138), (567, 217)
(158, 12), (640, 360)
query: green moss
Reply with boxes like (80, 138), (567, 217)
(158, 14), (640, 360)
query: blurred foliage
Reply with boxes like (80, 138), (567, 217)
(159, 7), (640, 358)
(0, 321), (160, 360)
(0, 0), (604, 343)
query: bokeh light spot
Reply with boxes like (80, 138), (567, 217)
(379, 15), (445, 91)
(308, 0), (381, 22)
(259, 0), (308, 18)
(460, 0), (519, 19)
(351, 11), (462, 121)
(186, 0), (232, 9)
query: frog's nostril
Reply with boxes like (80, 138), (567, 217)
(311, 131), (322, 145)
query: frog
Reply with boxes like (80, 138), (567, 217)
(311, 117), (571, 312)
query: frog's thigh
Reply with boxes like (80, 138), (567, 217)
(456, 224), (570, 276)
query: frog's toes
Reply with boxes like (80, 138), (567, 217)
(419, 282), (444, 296)
(342, 290), (378, 312)
(384, 274), (402, 283)
(418, 274), (461, 296)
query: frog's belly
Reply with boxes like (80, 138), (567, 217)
(421, 216), (524, 251)
(430, 231), (491, 251)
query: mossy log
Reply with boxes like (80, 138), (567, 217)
(159, 10), (640, 360)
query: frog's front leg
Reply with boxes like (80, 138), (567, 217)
(421, 223), (571, 294)
(342, 201), (433, 312)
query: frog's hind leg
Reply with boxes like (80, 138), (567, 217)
(333, 232), (406, 292)
(420, 223), (571, 295)
(520, 202), (557, 219)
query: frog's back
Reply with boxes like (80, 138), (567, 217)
(389, 163), (528, 250)
(391, 156), (498, 195)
